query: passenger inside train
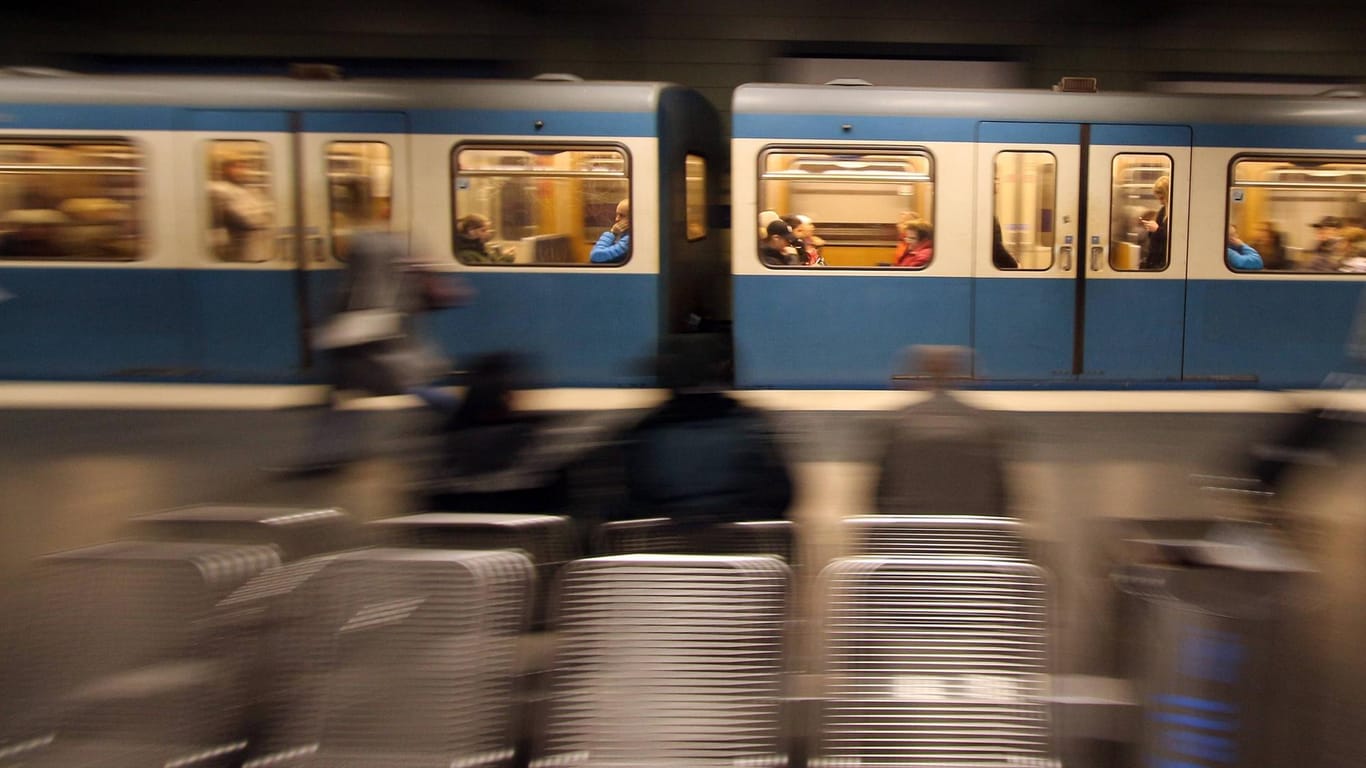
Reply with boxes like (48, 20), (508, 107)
(588, 198), (631, 263)
(1250, 220), (1288, 270)
(783, 213), (825, 265)
(1138, 174), (1170, 270)
(1225, 224), (1264, 271)
(454, 213), (514, 264)
(206, 149), (275, 263)
(759, 219), (802, 266)
(893, 213), (933, 268)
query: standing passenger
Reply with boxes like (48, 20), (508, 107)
(589, 199), (631, 263)
(1139, 175), (1170, 270)
(208, 155), (275, 262)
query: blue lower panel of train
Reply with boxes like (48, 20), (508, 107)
(0, 268), (304, 381)
(733, 275), (972, 388)
(1184, 279), (1363, 388)
(429, 272), (660, 387)
(1082, 279), (1186, 381)
(973, 277), (1076, 380)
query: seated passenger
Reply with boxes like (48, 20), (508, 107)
(611, 334), (793, 529)
(1250, 220), (1287, 270)
(454, 213), (513, 264)
(894, 215), (933, 268)
(759, 220), (802, 266)
(1308, 216), (1346, 271)
(784, 214), (825, 266)
(1226, 225), (1263, 270)
(758, 210), (781, 241)
(589, 199), (631, 264)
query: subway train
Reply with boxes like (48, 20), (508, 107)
(0, 73), (1363, 390)
(0, 74), (723, 386)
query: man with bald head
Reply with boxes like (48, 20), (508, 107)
(590, 198), (631, 263)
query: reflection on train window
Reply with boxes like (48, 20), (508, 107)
(686, 154), (706, 241)
(1228, 157), (1366, 273)
(1109, 154), (1172, 271)
(759, 148), (933, 269)
(0, 139), (143, 261)
(994, 152), (1057, 271)
(205, 140), (276, 263)
(327, 142), (393, 261)
(453, 145), (631, 266)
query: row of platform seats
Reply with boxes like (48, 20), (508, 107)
(0, 506), (1053, 768)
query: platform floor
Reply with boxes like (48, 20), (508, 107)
(2, 399), (1364, 767)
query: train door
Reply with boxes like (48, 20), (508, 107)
(186, 110), (299, 379)
(298, 112), (409, 366)
(972, 123), (1081, 380)
(973, 123), (1190, 382)
(1080, 126), (1190, 380)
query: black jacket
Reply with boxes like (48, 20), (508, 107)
(618, 392), (793, 526)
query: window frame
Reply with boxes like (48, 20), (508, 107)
(0, 135), (146, 263)
(1106, 151), (1174, 273)
(1225, 153), (1366, 275)
(451, 141), (634, 268)
(756, 144), (937, 271)
(684, 153), (707, 243)
(325, 139), (394, 262)
(992, 149), (1061, 272)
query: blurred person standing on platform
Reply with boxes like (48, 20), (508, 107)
(876, 346), (1014, 516)
(274, 230), (464, 474)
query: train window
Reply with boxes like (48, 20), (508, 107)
(327, 142), (393, 261)
(452, 145), (631, 266)
(759, 148), (933, 269)
(1228, 157), (1366, 273)
(1109, 154), (1172, 271)
(205, 141), (277, 263)
(0, 139), (143, 261)
(686, 154), (706, 241)
(993, 152), (1057, 271)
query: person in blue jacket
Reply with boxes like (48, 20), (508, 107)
(590, 199), (630, 263)
(1226, 224), (1263, 270)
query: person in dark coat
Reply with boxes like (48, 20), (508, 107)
(613, 334), (793, 529)
(876, 346), (1014, 516)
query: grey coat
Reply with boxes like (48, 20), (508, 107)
(327, 232), (447, 395)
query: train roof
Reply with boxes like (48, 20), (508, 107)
(734, 82), (1366, 127)
(0, 74), (686, 113)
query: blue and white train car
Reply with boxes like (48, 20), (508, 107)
(731, 82), (1366, 389)
(0, 75), (723, 385)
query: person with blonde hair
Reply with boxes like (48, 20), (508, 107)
(894, 213), (933, 268)
(1139, 175), (1170, 270)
